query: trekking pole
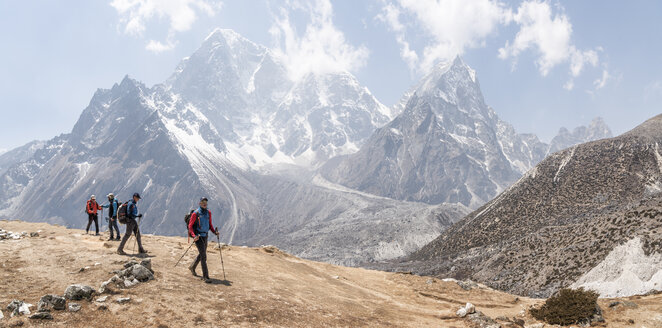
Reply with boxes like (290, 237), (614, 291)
(216, 234), (226, 280)
(174, 241), (195, 267)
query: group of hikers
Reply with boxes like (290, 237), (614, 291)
(84, 194), (220, 283)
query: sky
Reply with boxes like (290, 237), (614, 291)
(1, 0), (661, 151)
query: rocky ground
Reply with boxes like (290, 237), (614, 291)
(1, 220), (661, 327)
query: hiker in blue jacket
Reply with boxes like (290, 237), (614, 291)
(188, 197), (219, 283)
(117, 193), (146, 255)
(101, 193), (121, 241)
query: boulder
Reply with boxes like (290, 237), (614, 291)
(131, 264), (154, 281)
(64, 284), (95, 301)
(68, 303), (81, 312)
(37, 295), (66, 311)
(28, 312), (53, 320)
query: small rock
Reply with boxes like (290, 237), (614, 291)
(426, 278), (434, 284)
(116, 297), (131, 304)
(123, 260), (139, 269)
(124, 278), (139, 288)
(139, 258), (152, 271)
(131, 264), (154, 281)
(29, 232), (39, 237)
(68, 303), (81, 312)
(64, 284), (95, 301)
(331, 275), (340, 279)
(94, 262), (101, 266)
(608, 301), (621, 308)
(524, 324), (544, 328)
(628, 319), (635, 324)
(0, 309), (4, 319)
(97, 304), (108, 311)
(37, 295), (66, 311)
(465, 302), (476, 314)
(28, 312), (53, 320)
(456, 307), (468, 318)
(99, 281), (114, 294)
(96, 296), (108, 303)
(6, 300), (32, 317)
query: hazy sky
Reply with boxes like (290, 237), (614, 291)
(1, 0), (661, 151)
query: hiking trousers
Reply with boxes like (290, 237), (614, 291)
(108, 217), (120, 239)
(192, 236), (209, 279)
(86, 213), (99, 234)
(117, 218), (144, 252)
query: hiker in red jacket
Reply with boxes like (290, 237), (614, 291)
(86, 195), (100, 235)
(188, 197), (219, 283)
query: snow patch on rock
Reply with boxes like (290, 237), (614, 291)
(572, 237), (662, 297)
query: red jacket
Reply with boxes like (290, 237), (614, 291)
(86, 200), (100, 214)
(188, 209), (217, 238)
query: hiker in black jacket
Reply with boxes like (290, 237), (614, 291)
(117, 193), (146, 255)
(101, 193), (121, 241)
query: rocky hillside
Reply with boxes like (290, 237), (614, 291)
(322, 57), (611, 210)
(2, 220), (661, 328)
(405, 114), (662, 297)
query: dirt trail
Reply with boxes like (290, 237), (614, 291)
(0, 220), (660, 327)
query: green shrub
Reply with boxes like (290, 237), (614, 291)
(530, 288), (599, 326)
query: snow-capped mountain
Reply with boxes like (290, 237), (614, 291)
(0, 29), (464, 266)
(322, 57), (611, 209)
(167, 28), (391, 168)
(0, 140), (45, 176)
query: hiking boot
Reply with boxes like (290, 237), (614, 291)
(203, 277), (212, 284)
(115, 236), (121, 241)
(108, 237), (115, 241)
(188, 264), (198, 277)
(117, 250), (127, 255)
(95, 233), (100, 236)
(138, 249), (148, 254)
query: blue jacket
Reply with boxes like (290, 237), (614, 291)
(188, 207), (216, 238)
(101, 199), (119, 218)
(127, 200), (139, 220)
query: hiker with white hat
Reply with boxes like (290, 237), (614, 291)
(85, 195), (101, 235)
(101, 193), (121, 241)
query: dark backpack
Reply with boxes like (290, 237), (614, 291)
(184, 210), (197, 236)
(117, 202), (129, 224)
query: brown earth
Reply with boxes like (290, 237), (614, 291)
(0, 220), (660, 327)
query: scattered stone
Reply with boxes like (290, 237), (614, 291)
(6, 300), (32, 317)
(64, 284), (95, 301)
(456, 302), (476, 318)
(28, 312), (53, 320)
(123, 260), (139, 269)
(622, 301), (638, 308)
(124, 278), (139, 288)
(465, 302), (476, 314)
(140, 258), (152, 271)
(628, 319), (635, 324)
(68, 303), (81, 312)
(467, 311), (500, 328)
(608, 301), (621, 308)
(116, 297), (131, 304)
(94, 262), (101, 266)
(97, 304), (108, 311)
(0, 309), (4, 319)
(457, 280), (480, 291)
(426, 278), (434, 284)
(37, 295), (66, 312)
(331, 275), (340, 280)
(131, 264), (154, 281)
(524, 324), (544, 328)
(29, 232), (39, 237)
(96, 296), (108, 303)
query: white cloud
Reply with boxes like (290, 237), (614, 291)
(110, 0), (222, 52)
(269, 0), (369, 81)
(379, 0), (511, 73)
(380, 0), (604, 89)
(593, 69), (609, 90)
(499, 0), (599, 79)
